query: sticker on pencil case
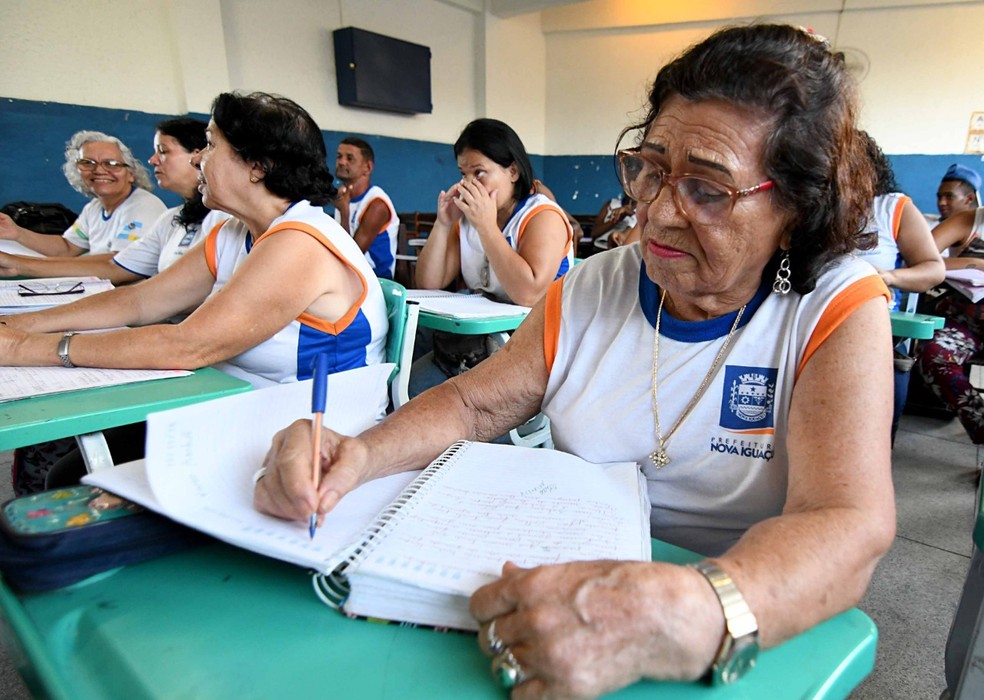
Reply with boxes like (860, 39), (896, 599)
(3, 486), (144, 535)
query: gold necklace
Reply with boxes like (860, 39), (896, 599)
(650, 290), (746, 469)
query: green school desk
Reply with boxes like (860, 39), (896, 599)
(0, 368), (251, 470)
(416, 309), (527, 335)
(889, 310), (945, 340)
(0, 539), (876, 700)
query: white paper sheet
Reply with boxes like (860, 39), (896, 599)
(84, 363), (406, 572)
(406, 290), (529, 319)
(0, 366), (192, 403)
(0, 239), (45, 257)
(0, 276), (113, 312)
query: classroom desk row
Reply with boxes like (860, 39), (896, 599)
(0, 539), (877, 699)
(0, 302), (894, 699)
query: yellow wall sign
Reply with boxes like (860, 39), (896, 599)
(967, 112), (984, 154)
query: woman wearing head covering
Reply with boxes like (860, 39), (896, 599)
(0, 131), (166, 257)
(0, 92), (386, 389)
(0, 118), (228, 283)
(257, 25), (895, 696)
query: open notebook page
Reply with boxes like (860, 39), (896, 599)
(347, 442), (650, 597)
(84, 363), (409, 572)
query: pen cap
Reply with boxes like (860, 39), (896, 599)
(311, 353), (330, 413)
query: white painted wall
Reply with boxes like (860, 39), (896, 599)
(1, 0), (981, 156)
(0, 0), (483, 144)
(483, 11), (548, 153)
(541, 0), (984, 156)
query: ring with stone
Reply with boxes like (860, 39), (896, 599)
(492, 648), (527, 690)
(486, 619), (505, 655)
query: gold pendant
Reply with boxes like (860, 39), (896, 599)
(650, 449), (670, 469)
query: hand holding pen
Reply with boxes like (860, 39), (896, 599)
(309, 353), (330, 539)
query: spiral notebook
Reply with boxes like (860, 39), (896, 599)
(317, 440), (651, 631)
(85, 399), (650, 632)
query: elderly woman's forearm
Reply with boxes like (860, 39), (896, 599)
(716, 503), (895, 649)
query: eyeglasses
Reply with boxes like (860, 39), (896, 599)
(76, 158), (130, 172)
(616, 149), (774, 225)
(17, 281), (85, 297)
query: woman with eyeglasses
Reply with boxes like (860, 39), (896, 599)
(1, 92), (386, 385)
(0, 130), (166, 258)
(257, 25), (894, 697)
(0, 118), (228, 284)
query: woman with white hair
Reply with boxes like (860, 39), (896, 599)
(0, 130), (165, 257)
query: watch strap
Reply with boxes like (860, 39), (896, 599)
(57, 332), (76, 369)
(687, 560), (759, 683)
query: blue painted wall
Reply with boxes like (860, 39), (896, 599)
(3, 98), (980, 221)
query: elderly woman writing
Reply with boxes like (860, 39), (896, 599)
(256, 25), (895, 697)
(0, 130), (166, 257)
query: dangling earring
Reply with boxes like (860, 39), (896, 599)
(772, 251), (791, 295)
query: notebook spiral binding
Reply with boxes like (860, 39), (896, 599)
(312, 441), (466, 608)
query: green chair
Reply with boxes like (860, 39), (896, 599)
(378, 278), (419, 409)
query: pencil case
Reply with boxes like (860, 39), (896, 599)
(0, 485), (209, 592)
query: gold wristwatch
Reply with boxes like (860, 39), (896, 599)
(687, 561), (759, 684)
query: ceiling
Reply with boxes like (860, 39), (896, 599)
(437, 0), (586, 18)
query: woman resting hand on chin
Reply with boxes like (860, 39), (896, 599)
(256, 25), (895, 699)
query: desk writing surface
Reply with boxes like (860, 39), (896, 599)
(416, 310), (527, 334)
(889, 311), (945, 340)
(0, 540), (876, 700)
(0, 367), (251, 450)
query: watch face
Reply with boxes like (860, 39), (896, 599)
(719, 641), (760, 684)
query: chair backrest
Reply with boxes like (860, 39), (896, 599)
(378, 278), (418, 409)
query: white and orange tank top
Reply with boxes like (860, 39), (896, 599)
(204, 200), (387, 387)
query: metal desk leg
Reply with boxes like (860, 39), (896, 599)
(75, 431), (114, 473)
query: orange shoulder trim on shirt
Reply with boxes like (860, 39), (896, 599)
(891, 195), (911, 240)
(258, 222), (368, 335)
(203, 218), (231, 278)
(516, 205), (573, 250)
(543, 278), (564, 373)
(796, 275), (890, 379)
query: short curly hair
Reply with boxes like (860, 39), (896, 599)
(211, 92), (336, 206)
(62, 130), (155, 197)
(621, 24), (873, 294)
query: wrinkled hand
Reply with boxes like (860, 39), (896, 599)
(454, 178), (499, 235)
(471, 560), (720, 699)
(253, 419), (372, 522)
(436, 183), (465, 227)
(0, 213), (21, 241)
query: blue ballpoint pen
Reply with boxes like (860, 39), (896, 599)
(309, 353), (330, 539)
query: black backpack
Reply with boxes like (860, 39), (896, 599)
(1, 201), (78, 235)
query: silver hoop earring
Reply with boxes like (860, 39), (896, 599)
(772, 251), (791, 295)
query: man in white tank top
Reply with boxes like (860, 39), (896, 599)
(332, 137), (399, 279)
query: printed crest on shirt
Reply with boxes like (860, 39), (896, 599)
(116, 221), (144, 241)
(720, 365), (778, 431)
